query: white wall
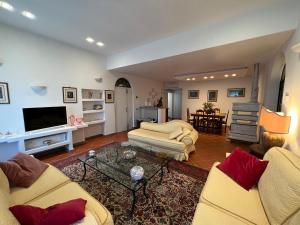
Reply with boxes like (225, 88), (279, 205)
(262, 19), (300, 155)
(0, 23), (163, 135)
(179, 77), (253, 124)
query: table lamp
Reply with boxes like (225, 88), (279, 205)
(259, 107), (291, 150)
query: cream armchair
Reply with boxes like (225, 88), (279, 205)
(128, 120), (198, 161)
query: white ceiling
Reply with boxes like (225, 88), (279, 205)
(0, 0), (288, 55)
(111, 31), (293, 81)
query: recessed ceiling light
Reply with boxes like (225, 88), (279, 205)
(191, 77), (196, 81)
(96, 41), (104, 47)
(224, 74), (229, 77)
(86, 37), (95, 43)
(203, 76), (208, 79)
(186, 78), (191, 81)
(21, 10), (36, 19)
(210, 76), (214, 79)
(232, 73), (237, 77)
(0, 1), (14, 11)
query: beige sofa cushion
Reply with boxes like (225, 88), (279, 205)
(192, 203), (249, 225)
(258, 147), (300, 225)
(0, 188), (19, 225)
(0, 168), (10, 194)
(169, 127), (182, 139)
(169, 119), (194, 131)
(176, 127), (191, 141)
(128, 128), (186, 152)
(140, 122), (180, 134)
(10, 164), (70, 204)
(200, 163), (269, 225)
(28, 182), (113, 225)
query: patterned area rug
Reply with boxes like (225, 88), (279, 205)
(53, 143), (208, 225)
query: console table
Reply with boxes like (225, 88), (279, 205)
(0, 125), (77, 160)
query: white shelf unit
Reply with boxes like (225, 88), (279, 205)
(81, 89), (105, 138)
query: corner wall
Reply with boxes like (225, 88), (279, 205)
(0, 23), (163, 135)
(263, 20), (300, 155)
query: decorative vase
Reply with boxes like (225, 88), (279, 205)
(130, 166), (144, 181)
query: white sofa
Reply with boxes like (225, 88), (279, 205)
(128, 120), (198, 161)
(0, 164), (114, 225)
(192, 147), (300, 225)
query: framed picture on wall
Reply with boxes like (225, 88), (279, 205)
(105, 90), (114, 103)
(0, 82), (10, 104)
(227, 88), (245, 97)
(207, 90), (218, 102)
(62, 87), (77, 103)
(188, 90), (199, 99)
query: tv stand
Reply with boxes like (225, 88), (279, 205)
(0, 126), (76, 157)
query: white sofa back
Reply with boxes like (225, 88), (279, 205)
(258, 147), (300, 225)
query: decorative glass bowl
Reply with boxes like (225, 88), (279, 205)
(123, 150), (136, 160)
(130, 166), (144, 181)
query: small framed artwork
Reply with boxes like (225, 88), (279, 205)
(207, 90), (218, 102)
(105, 90), (114, 103)
(227, 88), (245, 97)
(0, 82), (10, 104)
(62, 87), (77, 103)
(188, 90), (199, 99)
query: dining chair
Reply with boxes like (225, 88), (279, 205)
(214, 108), (220, 114)
(222, 110), (230, 133)
(187, 108), (194, 124)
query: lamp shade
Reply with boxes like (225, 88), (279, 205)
(259, 107), (291, 134)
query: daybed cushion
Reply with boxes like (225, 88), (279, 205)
(192, 203), (248, 225)
(11, 165), (70, 205)
(27, 182), (113, 225)
(200, 163), (269, 225)
(0, 168), (10, 194)
(176, 127), (191, 141)
(128, 129), (186, 152)
(258, 147), (300, 225)
(169, 119), (194, 131)
(140, 122), (180, 134)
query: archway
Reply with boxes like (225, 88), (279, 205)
(115, 78), (133, 132)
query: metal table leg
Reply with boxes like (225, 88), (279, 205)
(80, 162), (87, 182)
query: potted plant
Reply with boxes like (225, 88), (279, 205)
(203, 102), (214, 114)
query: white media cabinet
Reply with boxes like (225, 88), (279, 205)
(0, 125), (76, 157)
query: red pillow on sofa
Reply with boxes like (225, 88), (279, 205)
(0, 153), (48, 188)
(9, 198), (87, 225)
(217, 148), (268, 191)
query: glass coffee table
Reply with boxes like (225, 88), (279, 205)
(77, 143), (171, 216)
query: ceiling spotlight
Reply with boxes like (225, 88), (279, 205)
(96, 42), (104, 47)
(203, 77), (208, 79)
(186, 78), (191, 81)
(86, 37), (95, 43)
(224, 74), (229, 77)
(0, 1), (14, 11)
(210, 76), (214, 79)
(232, 73), (237, 77)
(191, 77), (196, 81)
(21, 10), (36, 19)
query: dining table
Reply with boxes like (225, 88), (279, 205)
(191, 112), (226, 132)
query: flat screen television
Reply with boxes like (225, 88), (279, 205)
(23, 106), (67, 132)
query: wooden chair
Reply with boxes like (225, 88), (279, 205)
(187, 108), (194, 124)
(214, 108), (220, 114)
(222, 110), (229, 133)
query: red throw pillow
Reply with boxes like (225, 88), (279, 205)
(217, 148), (268, 190)
(0, 153), (48, 188)
(9, 198), (87, 225)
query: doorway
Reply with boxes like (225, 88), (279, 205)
(115, 78), (133, 132)
(166, 88), (182, 120)
(277, 65), (286, 112)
